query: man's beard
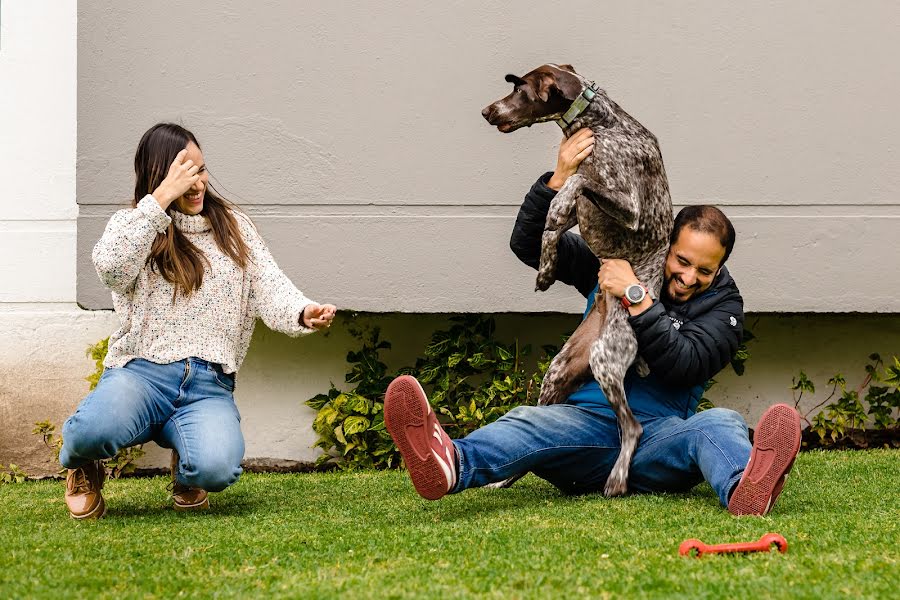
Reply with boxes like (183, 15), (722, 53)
(663, 275), (698, 304)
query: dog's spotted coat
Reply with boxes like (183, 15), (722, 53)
(483, 64), (674, 496)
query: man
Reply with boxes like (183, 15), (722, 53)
(385, 129), (801, 516)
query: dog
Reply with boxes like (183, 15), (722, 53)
(482, 64), (673, 497)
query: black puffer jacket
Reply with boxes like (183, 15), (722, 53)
(510, 173), (745, 389)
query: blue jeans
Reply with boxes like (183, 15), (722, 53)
(452, 404), (751, 507)
(60, 358), (244, 492)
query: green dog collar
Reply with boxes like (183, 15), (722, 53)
(556, 82), (599, 129)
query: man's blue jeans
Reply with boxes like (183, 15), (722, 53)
(452, 403), (751, 507)
(60, 358), (244, 492)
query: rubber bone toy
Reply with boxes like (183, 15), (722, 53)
(679, 533), (788, 557)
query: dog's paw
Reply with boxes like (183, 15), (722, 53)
(485, 478), (517, 490)
(604, 473), (628, 498)
(535, 270), (555, 292)
(635, 357), (650, 378)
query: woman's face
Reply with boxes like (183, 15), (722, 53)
(171, 142), (208, 215)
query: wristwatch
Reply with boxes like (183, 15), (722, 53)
(621, 283), (649, 308)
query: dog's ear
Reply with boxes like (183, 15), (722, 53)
(558, 64), (576, 73)
(505, 73), (526, 86)
(548, 70), (584, 101)
(536, 74), (556, 102)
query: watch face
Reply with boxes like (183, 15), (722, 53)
(627, 285), (644, 303)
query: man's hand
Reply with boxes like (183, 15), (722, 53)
(547, 128), (594, 191)
(302, 303), (337, 330)
(598, 259), (639, 298)
(598, 259), (653, 315)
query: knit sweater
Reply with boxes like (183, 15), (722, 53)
(93, 195), (316, 374)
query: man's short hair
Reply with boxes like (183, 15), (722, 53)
(670, 205), (736, 265)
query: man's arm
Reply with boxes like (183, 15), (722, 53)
(629, 293), (745, 388)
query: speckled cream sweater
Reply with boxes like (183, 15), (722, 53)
(93, 195), (315, 374)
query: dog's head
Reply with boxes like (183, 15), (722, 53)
(481, 64), (586, 133)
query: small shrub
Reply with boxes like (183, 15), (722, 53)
(794, 353), (900, 445)
(86, 337), (109, 390)
(306, 324), (398, 470)
(306, 316), (557, 470)
(401, 315), (554, 439)
(33, 420), (64, 467)
(0, 464), (27, 484)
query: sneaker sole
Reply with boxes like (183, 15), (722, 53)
(728, 404), (801, 516)
(69, 496), (107, 520)
(174, 497), (210, 511)
(384, 376), (452, 500)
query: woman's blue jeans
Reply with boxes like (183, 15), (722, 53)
(60, 358), (244, 492)
(452, 404), (751, 507)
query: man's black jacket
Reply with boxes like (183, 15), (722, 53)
(510, 173), (745, 389)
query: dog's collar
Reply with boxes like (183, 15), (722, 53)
(556, 81), (599, 129)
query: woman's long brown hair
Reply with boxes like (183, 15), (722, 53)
(133, 123), (250, 299)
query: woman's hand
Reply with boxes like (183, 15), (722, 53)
(597, 259), (640, 298)
(302, 303), (337, 330)
(151, 148), (200, 210)
(547, 127), (594, 191)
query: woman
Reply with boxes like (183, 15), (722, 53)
(60, 123), (336, 518)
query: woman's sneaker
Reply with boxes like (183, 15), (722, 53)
(728, 404), (802, 516)
(65, 460), (107, 519)
(384, 375), (457, 500)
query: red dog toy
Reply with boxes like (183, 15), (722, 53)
(679, 533), (788, 557)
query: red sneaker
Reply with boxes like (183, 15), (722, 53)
(384, 375), (457, 500)
(728, 404), (802, 516)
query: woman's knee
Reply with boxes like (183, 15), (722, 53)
(180, 453), (242, 492)
(60, 414), (120, 465)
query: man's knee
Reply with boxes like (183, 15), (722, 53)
(695, 407), (748, 435)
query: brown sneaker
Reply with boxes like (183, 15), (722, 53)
(169, 451), (209, 511)
(728, 404), (802, 516)
(65, 461), (107, 519)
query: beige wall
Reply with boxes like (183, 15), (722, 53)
(76, 1), (900, 313)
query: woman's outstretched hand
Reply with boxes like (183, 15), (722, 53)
(302, 303), (337, 330)
(152, 148), (200, 210)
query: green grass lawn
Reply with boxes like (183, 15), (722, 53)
(1, 449), (897, 599)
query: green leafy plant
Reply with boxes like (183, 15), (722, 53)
(0, 464), (28, 484)
(306, 325), (398, 470)
(33, 420), (64, 466)
(793, 354), (900, 445)
(402, 315), (554, 439)
(86, 337), (109, 390)
(305, 316), (557, 470)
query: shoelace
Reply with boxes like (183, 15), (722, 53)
(69, 468), (92, 494)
